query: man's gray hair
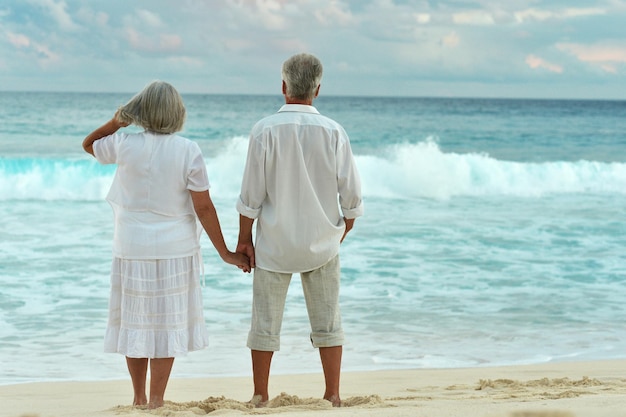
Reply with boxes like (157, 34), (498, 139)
(281, 53), (323, 101)
(118, 80), (186, 134)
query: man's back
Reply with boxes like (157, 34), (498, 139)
(237, 104), (362, 273)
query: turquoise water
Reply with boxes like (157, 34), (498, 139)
(1, 93), (625, 385)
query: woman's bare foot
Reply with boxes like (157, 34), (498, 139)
(248, 394), (267, 408)
(324, 394), (341, 407)
(133, 396), (147, 407)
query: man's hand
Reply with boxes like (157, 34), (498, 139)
(341, 217), (355, 243)
(237, 215), (256, 271)
(236, 241), (255, 272)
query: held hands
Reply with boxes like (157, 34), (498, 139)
(225, 251), (251, 273)
(236, 241), (255, 272)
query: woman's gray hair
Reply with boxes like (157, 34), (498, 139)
(117, 80), (186, 134)
(281, 53), (323, 101)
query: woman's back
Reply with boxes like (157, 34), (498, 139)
(98, 131), (206, 216)
(93, 130), (210, 259)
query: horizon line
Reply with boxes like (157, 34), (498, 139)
(1, 90), (625, 102)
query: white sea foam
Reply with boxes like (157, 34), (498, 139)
(359, 138), (626, 199)
(2, 138), (625, 202)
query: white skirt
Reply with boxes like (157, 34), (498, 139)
(104, 253), (209, 358)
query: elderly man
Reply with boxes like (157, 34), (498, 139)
(236, 53), (363, 407)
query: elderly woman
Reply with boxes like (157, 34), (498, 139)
(83, 81), (249, 408)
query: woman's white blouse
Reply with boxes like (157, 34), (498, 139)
(94, 131), (209, 259)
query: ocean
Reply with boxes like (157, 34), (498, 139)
(1, 92), (625, 386)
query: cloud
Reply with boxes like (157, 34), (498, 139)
(515, 7), (606, 22)
(136, 9), (163, 27)
(314, 1), (353, 26)
(557, 42), (626, 73)
(557, 42), (626, 63)
(241, 0), (288, 30)
(601, 64), (618, 74)
(453, 10), (495, 25)
(159, 34), (182, 50)
(32, 42), (59, 64)
(76, 7), (109, 27)
(113, 9), (185, 54)
(526, 54), (563, 73)
(441, 31), (459, 48)
(514, 8), (552, 22)
(124, 28), (182, 53)
(562, 7), (607, 18)
(7, 31), (31, 48)
(414, 13), (431, 24)
(166, 55), (204, 68)
(6, 30), (59, 67)
(29, 0), (80, 31)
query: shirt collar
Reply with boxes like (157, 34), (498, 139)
(278, 104), (320, 114)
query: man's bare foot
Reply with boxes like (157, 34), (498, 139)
(324, 394), (341, 407)
(248, 394), (267, 408)
(148, 396), (164, 409)
(147, 401), (164, 409)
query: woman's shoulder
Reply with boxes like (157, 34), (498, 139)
(165, 134), (203, 155)
(170, 133), (198, 145)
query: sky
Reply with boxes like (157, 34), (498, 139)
(1, 0), (625, 99)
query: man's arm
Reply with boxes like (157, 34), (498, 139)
(336, 126), (364, 217)
(237, 214), (256, 269)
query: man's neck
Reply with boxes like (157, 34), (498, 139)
(285, 97), (314, 105)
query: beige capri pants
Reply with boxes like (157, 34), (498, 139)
(247, 255), (344, 351)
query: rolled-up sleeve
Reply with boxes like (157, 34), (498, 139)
(237, 134), (267, 219)
(336, 131), (364, 219)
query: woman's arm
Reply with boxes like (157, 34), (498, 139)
(190, 189), (251, 272)
(82, 111), (129, 156)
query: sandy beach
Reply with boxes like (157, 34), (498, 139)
(2, 359), (625, 417)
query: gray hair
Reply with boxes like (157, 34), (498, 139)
(118, 80), (186, 134)
(281, 53), (323, 101)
